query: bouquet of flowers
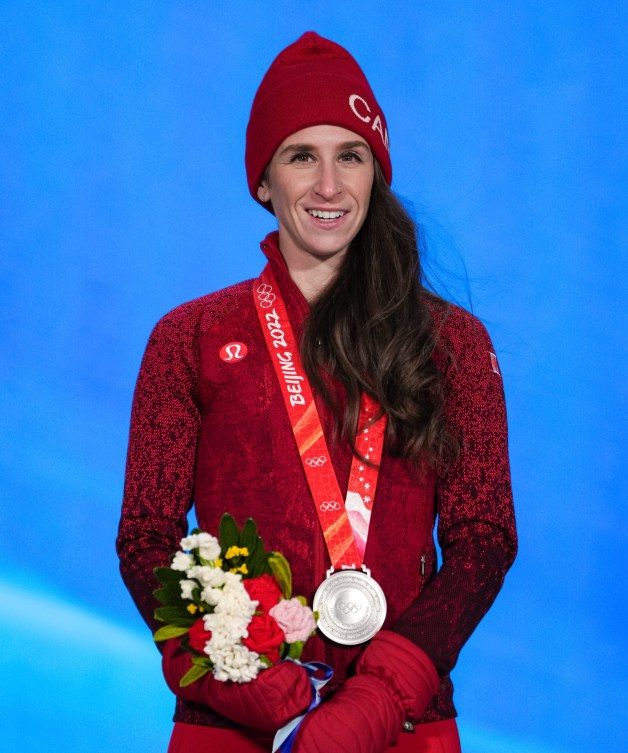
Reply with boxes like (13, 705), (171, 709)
(153, 514), (317, 686)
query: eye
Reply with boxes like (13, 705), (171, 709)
(289, 151), (314, 163)
(339, 151), (363, 163)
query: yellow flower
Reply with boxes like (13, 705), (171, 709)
(214, 558), (222, 568)
(187, 604), (198, 614)
(225, 546), (249, 560)
(229, 564), (249, 575)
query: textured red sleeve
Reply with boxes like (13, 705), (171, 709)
(393, 307), (517, 676)
(116, 304), (202, 635)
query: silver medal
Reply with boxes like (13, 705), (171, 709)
(313, 566), (387, 645)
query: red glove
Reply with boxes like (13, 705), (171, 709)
(162, 639), (312, 732)
(294, 631), (439, 753)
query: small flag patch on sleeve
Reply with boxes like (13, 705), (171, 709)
(489, 351), (501, 376)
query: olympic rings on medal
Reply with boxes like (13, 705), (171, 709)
(305, 455), (327, 467)
(338, 602), (363, 615)
(257, 283), (276, 308)
(319, 500), (341, 512)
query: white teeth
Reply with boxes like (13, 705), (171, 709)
(308, 209), (345, 220)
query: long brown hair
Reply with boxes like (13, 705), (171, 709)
(301, 162), (458, 469)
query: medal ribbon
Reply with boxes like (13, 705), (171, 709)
(272, 660), (333, 753)
(253, 265), (386, 568)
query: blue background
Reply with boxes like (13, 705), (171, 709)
(1, 2), (626, 751)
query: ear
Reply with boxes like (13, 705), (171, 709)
(257, 184), (270, 203)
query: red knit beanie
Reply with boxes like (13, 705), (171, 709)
(245, 31), (392, 210)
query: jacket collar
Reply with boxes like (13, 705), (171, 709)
(259, 231), (310, 320)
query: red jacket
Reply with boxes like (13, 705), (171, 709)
(117, 232), (517, 728)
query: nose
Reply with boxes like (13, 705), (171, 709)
(314, 160), (342, 200)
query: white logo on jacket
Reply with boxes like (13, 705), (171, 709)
(219, 342), (248, 362)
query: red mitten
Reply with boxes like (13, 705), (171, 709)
(294, 631), (439, 753)
(355, 630), (439, 720)
(162, 639), (312, 732)
(294, 674), (400, 753)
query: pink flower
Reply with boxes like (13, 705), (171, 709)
(269, 598), (316, 643)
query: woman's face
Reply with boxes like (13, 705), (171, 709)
(258, 124), (374, 273)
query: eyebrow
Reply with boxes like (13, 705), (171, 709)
(278, 140), (370, 156)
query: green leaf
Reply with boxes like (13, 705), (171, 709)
(268, 552), (292, 599)
(241, 518), (259, 551)
(153, 587), (169, 606)
(249, 559), (266, 578)
(154, 567), (187, 587)
(287, 641), (304, 660)
(153, 625), (190, 642)
(295, 595), (307, 607)
(180, 663), (211, 687)
(190, 654), (212, 668)
(219, 514), (240, 550)
(154, 606), (196, 626)
(248, 542), (270, 578)
(154, 587), (185, 607)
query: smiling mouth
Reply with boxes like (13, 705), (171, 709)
(307, 209), (346, 220)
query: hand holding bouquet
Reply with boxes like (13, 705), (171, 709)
(153, 514), (316, 686)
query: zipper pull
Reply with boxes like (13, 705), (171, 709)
(420, 554), (426, 576)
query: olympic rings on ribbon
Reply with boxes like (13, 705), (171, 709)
(319, 500), (341, 512)
(305, 456), (327, 467)
(257, 283), (276, 308)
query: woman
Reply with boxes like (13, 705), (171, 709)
(117, 32), (517, 753)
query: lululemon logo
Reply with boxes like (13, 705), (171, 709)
(220, 342), (248, 363)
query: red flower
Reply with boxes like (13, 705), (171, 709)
(188, 618), (212, 654)
(243, 613), (285, 664)
(243, 574), (283, 613)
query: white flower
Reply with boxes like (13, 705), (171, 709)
(203, 609), (251, 643)
(222, 571), (243, 587)
(197, 533), (221, 561)
(201, 586), (223, 606)
(214, 585), (256, 620)
(187, 565), (215, 585)
(203, 622), (234, 648)
(206, 641), (263, 683)
(180, 532), (221, 561)
(180, 533), (200, 551)
(171, 551), (194, 572)
(204, 568), (227, 588)
(180, 579), (197, 600)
